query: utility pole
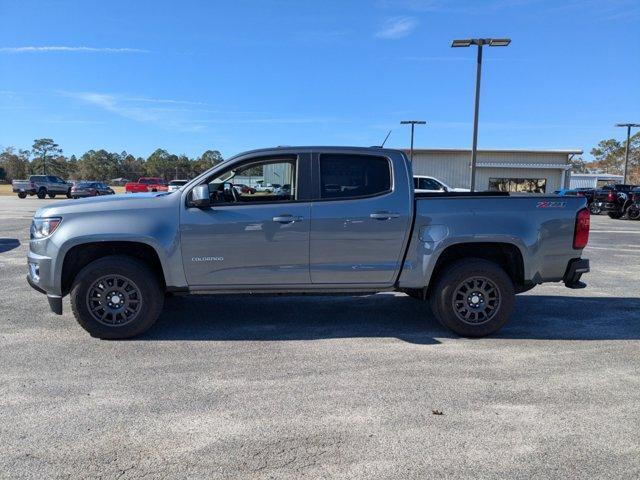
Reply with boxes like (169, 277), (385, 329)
(452, 38), (511, 191)
(400, 120), (426, 161)
(615, 123), (640, 184)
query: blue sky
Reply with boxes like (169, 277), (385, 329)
(0, 0), (638, 159)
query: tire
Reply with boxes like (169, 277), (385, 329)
(17, 192), (27, 199)
(37, 188), (47, 199)
(628, 206), (640, 221)
(429, 258), (515, 337)
(589, 203), (601, 215)
(608, 211), (623, 219)
(48, 193), (56, 199)
(70, 255), (164, 339)
(66, 189), (72, 199)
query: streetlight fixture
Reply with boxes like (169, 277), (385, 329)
(400, 120), (426, 161)
(615, 123), (640, 184)
(452, 37), (511, 191)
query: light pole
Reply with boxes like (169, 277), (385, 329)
(400, 120), (426, 161)
(452, 38), (511, 191)
(615, 123), (640, 184)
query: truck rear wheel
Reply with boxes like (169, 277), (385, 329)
(37, 188), (47, 199)
(48, 193), (56, 198)
(429, 259), (515, 337)
(70, 255), (164, 339)
(17, 192), (27, 199)
(608, 211), (623, 219)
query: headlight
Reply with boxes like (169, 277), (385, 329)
(30, 217), (62, 239)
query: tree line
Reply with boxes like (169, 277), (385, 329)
(570, 131), (640, 183)
(1, 133), (639, 185)
(0, 138), (224, 183)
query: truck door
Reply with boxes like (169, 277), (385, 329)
(309, 152), (413, 285)
(180, 154), (312, 287)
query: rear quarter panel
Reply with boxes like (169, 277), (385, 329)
(399, 195), (587, 288)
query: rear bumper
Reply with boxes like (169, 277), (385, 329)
(563, 258), (589, 289)
(594, 201), (619, 212)
(13, 187), (36, 194)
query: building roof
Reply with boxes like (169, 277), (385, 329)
(408, 147), (583, 155)
(569, 173), (623, 178)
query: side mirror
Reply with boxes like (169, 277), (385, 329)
(190, 184), (211, 208)
(442, 186), (449, 192)
(223, 182), (234, 193)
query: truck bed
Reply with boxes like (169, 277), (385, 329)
(399, 194), (588, 289)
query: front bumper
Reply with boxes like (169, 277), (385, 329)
(563, 258), (589, 289)
(27, 275), (62, 314)
(27, 248), (63, 314)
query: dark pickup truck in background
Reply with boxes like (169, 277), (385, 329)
(591, 184), (639, 218)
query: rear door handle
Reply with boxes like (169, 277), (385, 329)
(370, 211), (400, 220)
(272, 215), (303, 224)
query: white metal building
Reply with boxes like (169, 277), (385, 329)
(569, 173), (623, 189)
(408, 148), (582, 193)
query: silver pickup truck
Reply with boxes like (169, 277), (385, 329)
(13, 175), (73, 199)
(26, 146), (590, 339)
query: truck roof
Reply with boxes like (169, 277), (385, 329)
(227, 146), (404, 161)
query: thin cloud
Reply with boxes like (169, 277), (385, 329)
(0, 46), (148, 54)
(375, 16), (418, 39)
(62, 92), (205, 132)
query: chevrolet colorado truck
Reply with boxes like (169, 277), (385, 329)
(26, 146), (590, 339)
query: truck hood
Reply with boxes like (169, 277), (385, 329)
(34, 192), (171, 218)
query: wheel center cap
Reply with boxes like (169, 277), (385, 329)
(110, 295), (121, 304)
(471, 295), (480, 304)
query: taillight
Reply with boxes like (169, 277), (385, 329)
(607, 191), (615, 202)
(573, 208), (590, 249)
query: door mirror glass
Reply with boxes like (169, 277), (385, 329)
(190, 184), (211, 208)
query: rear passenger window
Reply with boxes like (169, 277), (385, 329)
(319, 154), (391, 199)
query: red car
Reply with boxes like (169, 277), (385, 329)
(124, 177), (168, 193)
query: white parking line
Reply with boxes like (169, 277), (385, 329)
(587, 246), (640, 253)
(590, 230), (640, 234)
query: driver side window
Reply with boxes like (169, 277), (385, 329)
(208, 158), (297, 205)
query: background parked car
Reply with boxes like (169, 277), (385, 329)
(413, 175), (470, 193)
(71, 181), (115, 198)
(168, 180), (189, 192)
(232, 183), (256, 194)
(125, 177), (168, 193)
(254, 181), (277, 193)
(626, 187), (640, 220)
(592, 184), (639, 219)
(12, 175), (72, 199)
(555, 188), (598, 212)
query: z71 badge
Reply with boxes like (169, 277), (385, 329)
(536, 201), (566, 209)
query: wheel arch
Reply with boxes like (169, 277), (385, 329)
(61, 241), (166, 296)
(427, 241), (525, 294)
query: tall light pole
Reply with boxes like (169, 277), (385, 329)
(452, 38), (511, 191)
(615, 123), (640, 184)
(400, 120), (426, 161)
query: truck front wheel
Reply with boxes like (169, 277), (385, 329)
(37, 188), (47, 199)
(70, 255), (164, 339)
(429, 259), (515, 337)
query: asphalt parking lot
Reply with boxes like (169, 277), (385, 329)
(0, 196), (639, 479)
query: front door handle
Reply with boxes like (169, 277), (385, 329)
(272, 215), (303, 224)
(370, 211), (400, 220)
